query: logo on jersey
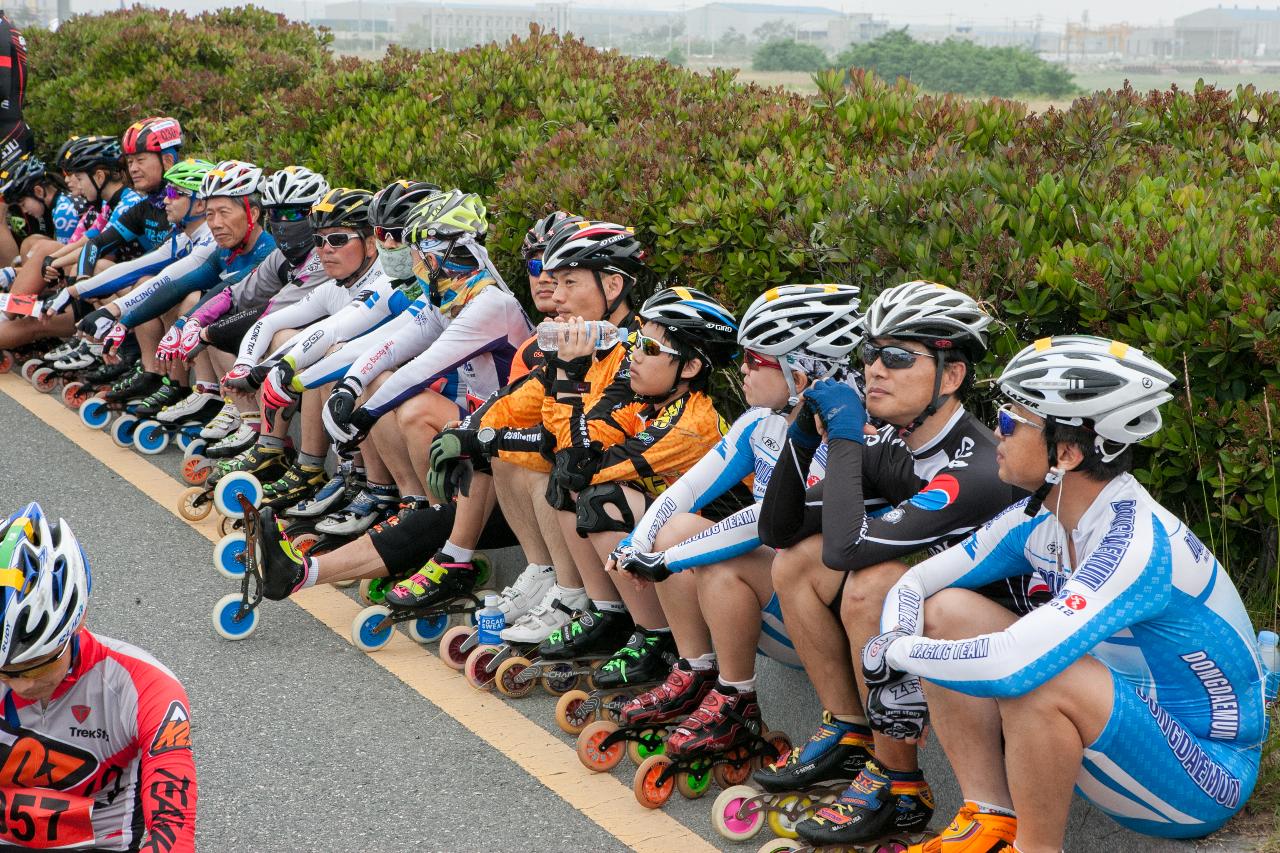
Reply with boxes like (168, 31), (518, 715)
(71, 706), (90, 724)
(149, 701), (192, 756)
(0, 733), (96, 790)
(908, 474), (960, 511)
(649, 399), (684, 432)
(1063, 594), (1087, 611)
(881, 507), (906, 524)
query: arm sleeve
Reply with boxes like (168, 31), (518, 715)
(758, 436), (821, 549)
(663, 503), (765, 572)
(134, 672), (197, 853)
(117, 255), (218, 328)
(284, 286), (409, 373)
(236, 286), (335, 365)
(75, 236), (184, 300)
(544, 346), (636, 452)
(187, 287), (233, 327)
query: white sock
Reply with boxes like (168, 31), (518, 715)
(971, 800), (1015, 817)
(440, 540), (473, 562)
(832, 712), (870, 726)
(686, 653), (717, 671)
(592, 599), (626, 613)
(552, 584), (585, 598)
(719, 676), (756, 693)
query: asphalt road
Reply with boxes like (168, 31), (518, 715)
(0, 378), (1262, 853)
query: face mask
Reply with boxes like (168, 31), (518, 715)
(377, 243), (414, 280)
(268, 217), (315, 267)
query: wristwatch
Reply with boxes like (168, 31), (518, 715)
(476, 426), (497, 455)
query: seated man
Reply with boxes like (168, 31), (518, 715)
(862, 336), (1267, 852)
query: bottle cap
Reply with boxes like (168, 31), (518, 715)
(485, 594), (500, 608)
(1261, 630), (1279, 645)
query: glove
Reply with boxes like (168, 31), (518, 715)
(861, 629), (928, 740)
(550, 445), (599, 494)
(45, 288), (73, 316)
(261, 364), (301, 433)
(615, 546), (672, 583)
(222, 362), (256, 391)
(787, 399), (821, 450)
(77, 307), (116, 340)
(41, 255), (62, 283)
(103, 323), (128, 354)
(156, 321), (184, 362)
(322, 378), (374, 449)
(176, 319), (204, 359)
(804, 378), (868, 443)
(426, 430), (477, 503)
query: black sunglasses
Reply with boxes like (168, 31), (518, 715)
(861, 342), (937, 370)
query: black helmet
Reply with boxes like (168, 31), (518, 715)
(310, 187), (374, 233)
(0, 153), (49, 199)
(369, 180), (442, 231)
(522, 210), (580, 259)
(56, 135), (123, 174)
(639, 286), (740, 368)
(541, 220), (647, 281)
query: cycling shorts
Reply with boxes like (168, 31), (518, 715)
(206, 307), (264, 354)
(758, 592), (801, 669)
(1077, 666), (1260, 839)
(369, 501), (519, 577)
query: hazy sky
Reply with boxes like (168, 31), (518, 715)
(65, 0), (1231, 30)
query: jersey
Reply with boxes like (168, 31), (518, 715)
(77, 193), (171, 277)
(0, 630), (195, 852)
(70, 187), (143, 245)
(81, 225), (215, 302)
(47, 193), (82, 244)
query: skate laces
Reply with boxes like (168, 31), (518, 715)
(601, 631), (652, 672)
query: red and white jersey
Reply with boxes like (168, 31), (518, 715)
(0, 629), (196, 851)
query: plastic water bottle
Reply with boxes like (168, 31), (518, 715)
(1259, 630), (1279, 709)
(476, 594), (506, 645)
(536, 320), (619, 352)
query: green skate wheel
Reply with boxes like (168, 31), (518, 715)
(678, 766), (713, 799)
(212, 593), (258, 640)
(472, 552), (491, 585)
(627, 729), (666, 766)
(358, 577), (389, 606)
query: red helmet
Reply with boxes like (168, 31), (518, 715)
(121, 117), (183, 155)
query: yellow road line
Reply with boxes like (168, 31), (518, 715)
(0, 373), (719, 853)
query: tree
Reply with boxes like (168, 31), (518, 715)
(753, 38), (828, 72)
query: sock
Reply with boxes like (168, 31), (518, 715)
(440, 540), (474, 563)
(401, 494), (428, 505)
(195, 381), (219, 394)
(832, 712), (870, 727)
(883, 765), (924, 781)
(257, 434), (285, 451)
(297, 556), (319, 591)
(242, 412), (262, 431)
(686, 653), (717, 671)
(649, 626), (672, 634)
(297, 451), (325, 468)
(971, 800), (1016, 817)
(352, 465), (367, 479)
(719, 675), (756, 693)
(592, 599), (626, 613)
(369, 482), (397, 496)
(552, 584), (585, 602)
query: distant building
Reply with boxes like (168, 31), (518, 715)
(685, 2), (886, 52)
(1174, 6), (1280, 59)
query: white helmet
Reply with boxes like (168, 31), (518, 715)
(999, 335), (1175, 454)
(260, 165), (329, 208)
(739, 284), (863, 360)
(864, 280), (992, 359)
(199, 159), (262, 200)
(0, 503), (90, 667)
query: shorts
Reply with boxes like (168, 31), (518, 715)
(1076, 667), (1260, 839)
(757, 593), (802, 670)
(206, 307), (264, 354)
(369, 501), (519, 578)
(973, 573), (1052, 617)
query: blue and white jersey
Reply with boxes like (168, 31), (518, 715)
(881, 473), (1266, 748)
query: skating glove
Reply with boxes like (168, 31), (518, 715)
(156, 321), (184, 362)
(804, 378), (867, 444)
(323, 378), (375, 451)
(103, 323), (128, 355)
(550, 445), (600, 494)
(427, 430), (475, 503)
(77, 307), (115, 340)
(222, 362), (256, 391)
(862, 630), (928, 741)
(616, 547), (672, 583)
(786, 398), (821, 450)
(261, 364), (301, 434)
(45, 287), (72, 316)
(177, 319), (205, 360)
(248, 359), (280, 390)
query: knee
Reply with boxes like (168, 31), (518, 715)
(839, 561), (908, 626)
(652, 513), (707, 552)
(771, 541), (812, 588)
(922, 588), (984, 639)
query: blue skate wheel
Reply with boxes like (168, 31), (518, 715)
(212, 593), (258, 640)
(110, 414), (138, 448)
(80, 397), (111, 430)
(177, 430), (199, 453)
(213, 472), (262, 518)
(133, 420), (170, 455)
(408, 613), (450, 644)
(182, 438), (208, 461)
(212, 533), (249, 579)
(351, 605), (394, 652)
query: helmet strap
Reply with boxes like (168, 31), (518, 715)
(897, 349), (949, 439)
(1025, 435), (1063, 517)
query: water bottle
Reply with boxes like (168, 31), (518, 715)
(536, 320), (619, 352)
(1259, 630), (1279, 709)
(476, 594), (506, 646)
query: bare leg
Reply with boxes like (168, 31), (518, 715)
(491, 459), (553, 566)
(8, 238), (60, 295)
(298, 381), (329, 458)
(392, 388), (458, 486)
(0, 313), (75, 349)
(557, 508), (607, 596)
(449, 473), (496, 550)
(772, 534), (862, 715)
(312, 536), (390, 584)
(649, 514), (717, 658)
(695, 547), (776, 683)
(257, 328), (297, 437)
(584, 489), (667, 628)
(136, 320), (163, 374)
(528, 471), (581, 587)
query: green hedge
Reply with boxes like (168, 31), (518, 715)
(25, 8), (1280, 615)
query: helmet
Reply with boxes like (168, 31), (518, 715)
(863, 280), (992, 360)
(200, 160), (262, 199)
(405, 190), (487, 244)
(121, 116), (183, 155)
(541, 220), (647, 281)
(0, 503), (90, 668)
(369, 180), (441, 230)
(998, 336), (1175, 449)
(522, 210), (580, 259)
(56, 135), (122, 173)
(738, 284), (863, 362)
(0, 153), (49, 199)
(260, 166), (330, 209)
(310, 187), (373, 231)
(639, 286), (739, 368)
(162, 158), (215, 194)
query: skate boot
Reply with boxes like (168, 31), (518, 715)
(200, 399), (241, 440)
(287, 463), (361, 519)
(491, 563), (555, 623)
(384, 551), (479, 610)
(52, 340), (97, 371)
(257, 505), (309, 601)
(617, 659), (718, 727)
(593, 628), (678, 690)
(537, 608), (635, 661)
(795, 760), (934, 848)
(85, 356), (132, 386)
(204, 421), (257, 459)
(131, 378), (188, 418)
(499, 586), (591, 644)
(752, 711), (875, 793)
(157, 387), (222, 425)
(208, 443), (287, 488)
(666, 686), (766, 757)
(260, 462), (327, 508)
(41, 339), (80, 363)
(313, 487), (395, 536)
(907, 802), (1016, 853)
(104, 367), (161, 404)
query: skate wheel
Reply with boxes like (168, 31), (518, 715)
(358, 577), (389, 606)
(176, 431), (199, 453)
(218, 515), (242, 537)
(182, 438), (208, 460)
(213, 471), (262, 518)
(633, 755), (675, 809)
(872, 840), (914, 853)
(678, 766), (713, 800)
(554, 689), (595, 734)
(212, 593), (258, 640)
(627, 728), (666, 766)
(471, 552), (492, 586)
(290, 531), (320, 556)
(61, 381), (83, 409)
(495, 656), (536, 699)
(178, 486), (212, 521)
(463, 645), (499, 690)
(0, 351), (12, 373)
(20, 358), (41, 381)
(599, 691), (630, 724)
(133, 420), (170, 455)
(575, 720), (623, 772)
(713, 785), (766, 841)
(80, 397), (111, 430)
(110, 414), (138, 448)
(408, 613), (450, 645)
(713, 745), (755, 789)
(438, 625), (474, 671)
(212, 533), (251, 579)
(537, 660), (583, 696)
(351, 605), (394, 652)
(182, 455), (212, 486)
(754, 839), (802, 853)
(31, 367), (56, 393)
(765, 730), (792, 767)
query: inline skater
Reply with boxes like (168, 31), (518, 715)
(864, 335), (1266, 852)
(0, 502), (196, 851)
(0, 152), (82, 251)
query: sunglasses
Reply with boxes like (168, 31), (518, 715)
(269, 207), (310, 223)
(861, 342), (936, 370)
(527, 257), (544, 276)
(997, 403), (1044, 438)
(374, 225), (404, 243)
(163, 185), (192, 201)
(743, 349), (781, 371)
(0, 641), (70, 680)
(631, 335), (681, 359)
(313, 232), (361, 249)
